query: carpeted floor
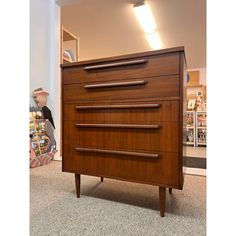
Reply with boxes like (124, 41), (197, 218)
(30, 161), (206, 236)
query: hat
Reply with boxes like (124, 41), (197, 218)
(33, 88), (49, 96)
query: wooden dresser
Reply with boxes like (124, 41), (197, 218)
(61, 47), (187, 217)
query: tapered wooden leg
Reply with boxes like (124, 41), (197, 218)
(169, 188), (172, 194)
(101, 177), (104, 182)
(75, 174), (81, 198)
(159, 187), (166, 217)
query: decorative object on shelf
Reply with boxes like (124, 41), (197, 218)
(186, 113), (194, 126)
(64, 49), (75, 62)
(187, 99), (196, 110)
(196, 92), (203, 111)
(201, 100), (206, 111)
(186, 129), (194, 142)
(63, 50), (72, 62)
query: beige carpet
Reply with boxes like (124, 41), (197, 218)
(30, 161), (206, 236)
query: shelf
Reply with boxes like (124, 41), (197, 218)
(187, 84), (204, 88)
(63, 56), (72, 63)
(186, 126), (194, 129)
(185, 142), (194, 145)
(61, 26), (78, 64)
(63, 28), (77, 41)
(197, 127), (207, 129)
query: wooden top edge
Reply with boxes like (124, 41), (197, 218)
(60, 46), (185, 68)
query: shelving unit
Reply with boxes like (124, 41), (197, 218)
(196, 111), (207, 146)
(30, 111), (50, 156)
(185, 111), (196, 146)
(61, 26), (79, 63)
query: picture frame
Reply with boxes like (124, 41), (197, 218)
(188, 99), (196, 109)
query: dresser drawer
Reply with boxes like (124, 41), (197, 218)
(63, 75), (179, 102)
(62, 146), (180, 187)
(63, 100), (179, 122)
(62, 53), (180, 85)
(63, 121), (179, 153)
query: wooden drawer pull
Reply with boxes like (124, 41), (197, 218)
(75, 147), (159, 158)
(84, 80), (147, 89)
(84, 59), (148, 70)
(75, 104), (161, 109)
(75, 123), (161, 129)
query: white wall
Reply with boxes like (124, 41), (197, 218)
(30, 0), (61, 160)
(30, 0), (52, 107)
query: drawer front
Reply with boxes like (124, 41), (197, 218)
(62, 53), (180, 85)
(62, 146), (180, 187)
(63, 100), (179, 122)
(63, 75), (180, 102)
(63, 121), (179, 153)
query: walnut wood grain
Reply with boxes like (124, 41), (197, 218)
(64, 121), (179, 153)
(75, 147), (159, 158)
(62, 53), (180, 85)
(63, 148), (180, 187)
(63, 75), (179, 102)
(74, 123), (161, 129)
(159, 187), (166, 217)
(64, 101), (178, 123)
(75, 174), (80, 198)
(61, 47), (187, 217)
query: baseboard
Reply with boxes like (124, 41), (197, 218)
(185, 167), (206, 176)
(54, 152), (62, 161)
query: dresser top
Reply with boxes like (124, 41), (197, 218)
(61, 46), (185, 68)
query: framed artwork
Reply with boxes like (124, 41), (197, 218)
(188, 99), (196, 109)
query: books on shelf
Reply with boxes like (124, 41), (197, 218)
(196, 111), (207, 146)
(184, 111), (207, 147)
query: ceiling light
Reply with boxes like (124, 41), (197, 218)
(145, 32), (162, 50)
(133, 2), (156, 34)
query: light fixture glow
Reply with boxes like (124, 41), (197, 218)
(145, 32), (162, 50)
(133, 1), (162, 50)
(133, 2), (156, 34)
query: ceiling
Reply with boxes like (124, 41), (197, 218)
(60, 0), (206, 69)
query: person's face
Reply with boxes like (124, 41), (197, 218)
(34, 94), (47, 107)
